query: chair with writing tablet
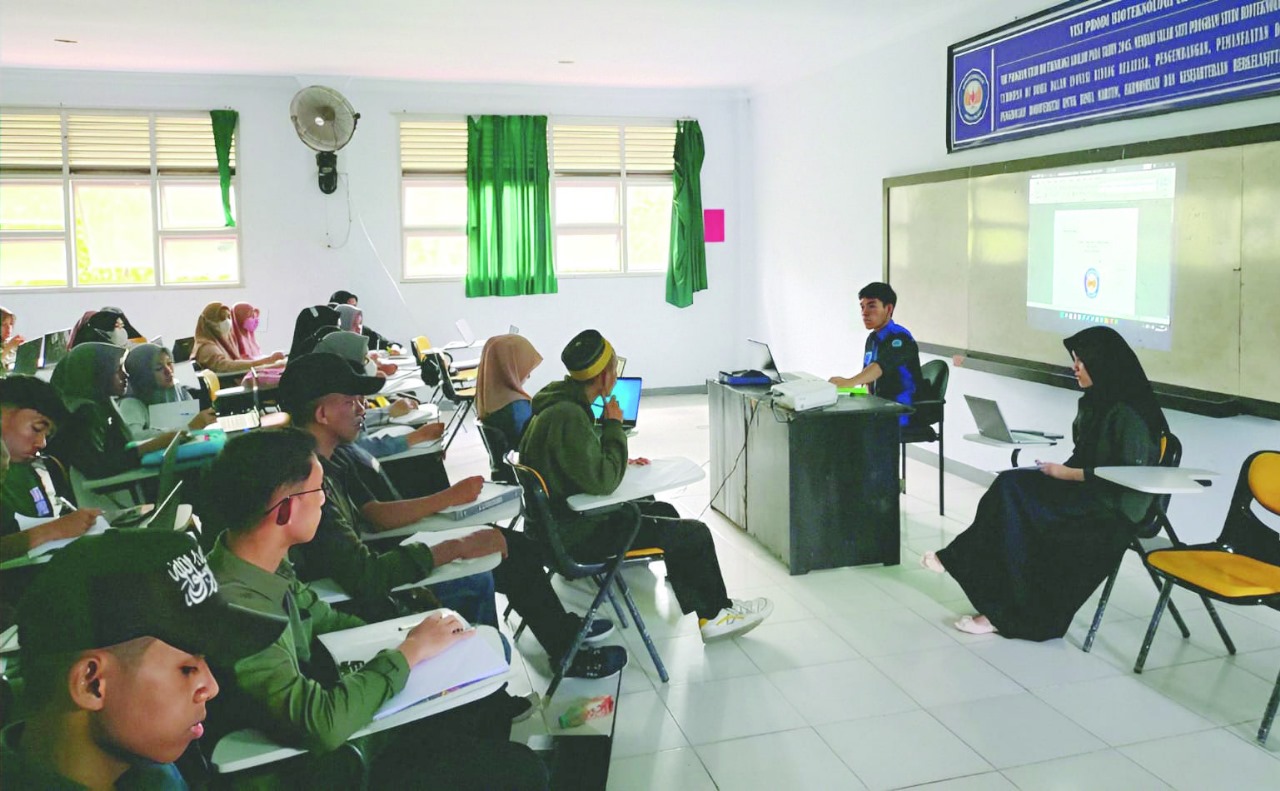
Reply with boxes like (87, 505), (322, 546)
(1133, 450), (1280, 745)
(899, 359), (949, 515)
(431, 353), (476, 452)
(509, 455), (668, 697)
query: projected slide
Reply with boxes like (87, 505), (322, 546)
(1026, 163), (1175, 351)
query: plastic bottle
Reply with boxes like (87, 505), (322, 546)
(557, 694), (615, 729)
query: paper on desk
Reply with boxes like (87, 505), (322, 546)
(400, 525), (499, 573)
(389, 404), (440, 425)
(18, 513), (112, 557)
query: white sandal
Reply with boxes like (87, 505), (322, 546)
(920, 551), (946, 574)
(954, 615), (997, 635)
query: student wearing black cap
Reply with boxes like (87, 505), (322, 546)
(1, 530), (285, 790)
(0, 376), (101, 562)
(278, 353), (627, 679)
(202, 428), (547, 789)
(520, 329), (774, 642)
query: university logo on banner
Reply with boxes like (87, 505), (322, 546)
(958, 69), (990, 126)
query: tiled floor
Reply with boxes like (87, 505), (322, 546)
(439, 394), (1280, 790)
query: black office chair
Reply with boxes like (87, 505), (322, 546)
(508, 454), (668, 697)
(476, 421), (517, 485)
(900, 359), (949, 515)
(431, 353), (476, 451)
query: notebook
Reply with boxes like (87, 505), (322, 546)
(590, 376), (642, 429)
(13, 338), (42, 375)
(148, 400), (201, 431)
(436, 483), (522, 521)
(964, 395), (1058, 444)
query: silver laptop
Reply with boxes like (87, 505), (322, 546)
(745, 339), (816, 384)
(965, 395), (1054, 444)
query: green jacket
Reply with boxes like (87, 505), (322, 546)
(0, 722), (188, 790)
(207, 535), (410, 754)
(517, 378), (628, 548)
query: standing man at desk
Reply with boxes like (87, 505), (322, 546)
(828, 281), (922, 423)
(520, 329), (773, 642)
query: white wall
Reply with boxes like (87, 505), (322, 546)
(748, 0), (1280, 540)
(0, 68), (751, 391)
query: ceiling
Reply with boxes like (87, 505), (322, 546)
(0, 0), (982, 90)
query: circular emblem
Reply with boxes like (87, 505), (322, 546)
(957, 69), (990, 126)
(1084, 268), (1100, 299)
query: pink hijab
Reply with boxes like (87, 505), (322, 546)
(231, 302), (261, 357)
(476, 334), (542, 418)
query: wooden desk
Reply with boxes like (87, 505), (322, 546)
(709, 381), (908, 574)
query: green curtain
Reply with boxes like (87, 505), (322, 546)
(210, 110), (238, 227)
(465, 115), (557, 297)
(666, 119), (707, 308)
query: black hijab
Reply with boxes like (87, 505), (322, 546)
(1063, 326), (1167, 440)
(289, 305), (340, 358)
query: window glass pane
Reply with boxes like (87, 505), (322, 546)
(161, 237), (239, 284)
(161, 182), (235, 229)
(555, 184), (619, 225)
(404, 183), (467, 227)
(73, 182), (155, 286)
(626, 184), (674, 272)
(0, 182), (65, 231)
(405, 233), (467, 278)
(0, 239), (68, 287)
(557, 232), (620, 273)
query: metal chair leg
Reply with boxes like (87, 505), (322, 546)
(1201, 597), (1237, 655)
(1259, 663), (1280, 745)
(937, 426), (945, 516)
(1142, 566), (1191, 638)
(1134, 579), (1174, 673)
(547, 568), (619, 701)
(612, 572), (668, 683)
(900, 442), (907, 494)
(596, 574), (630, 629)
(1083, 564), (1121, 652)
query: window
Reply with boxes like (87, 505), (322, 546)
(551, 122), (676, 275)
(0, 110), (238, 289)
(400, 120), (468, 280)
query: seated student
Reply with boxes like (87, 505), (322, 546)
(280, 353), (626, 678)
(202, 428), (547, 789)
(521, 330), (773, 642)
(47, 344), (181, 480)
(3, 529), (285, 791)
(315, 327), (397, 378)
(330, 289), (358, 307)
(69, 307), (142, 349)
(0, 376), (100, 563)
(333, 302), (399, 353)
(229, 302), (264, 359)
(476, 334), (543, 446)
(1, 306), (24, 371)
(288, 305), (340, 358)
(118, 343), (216, 439)
(827, 281), (922, 424)
(191, 302), (284, 374)
(925, 326), (1165, 639)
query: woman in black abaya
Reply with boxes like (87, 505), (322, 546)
(924, 326), (1167, 640)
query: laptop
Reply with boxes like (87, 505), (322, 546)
(455, 319), (475, 346)
(13, 338), (43, 375)
(172, 336), (195, 363)
(148, 334), (165, 348)
(203, 375), (262, 433)
(508, 325), (520, 335)
(964, 395), (1058, 444)
(590, 376), (642, 429)
(110, 480), (184, 531)
(42, 329), (70, 366)
(615, 356), (627, 377)
(745, 338), (818, 384)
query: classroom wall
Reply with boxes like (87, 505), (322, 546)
(0, 68), (751, 392)
(747, 0), (1280, 540)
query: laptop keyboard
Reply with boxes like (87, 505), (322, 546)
(218, 412), (261, 433)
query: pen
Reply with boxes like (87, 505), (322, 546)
(56, 496), (77, 516)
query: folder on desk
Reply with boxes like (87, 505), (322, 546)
(437, 483), (521, 521)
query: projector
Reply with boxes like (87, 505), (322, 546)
(771, 379), (838, 412)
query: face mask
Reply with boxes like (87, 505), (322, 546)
(216, 319), (233, 336)
(243, 317), (259, 333)
(109, 327), (129, 346)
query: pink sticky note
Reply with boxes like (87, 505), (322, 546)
(703, 209), (725, 243)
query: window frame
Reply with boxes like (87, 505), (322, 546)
(401, 173), (469, 282)
(0, 108), (241, 292)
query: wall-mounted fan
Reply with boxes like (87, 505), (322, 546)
(290, 85), (360, 194)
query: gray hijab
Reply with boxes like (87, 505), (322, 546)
(315, 330), (377, 376)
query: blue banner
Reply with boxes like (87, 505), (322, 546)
(949, 0), (1280, 151)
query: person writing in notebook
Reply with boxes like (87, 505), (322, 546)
(202, 428), (547, 789)
(828, 281), (922, 423)
(2, 529), (284, 791)
(520, 329), (773, 642)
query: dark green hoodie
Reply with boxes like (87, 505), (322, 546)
(518, 378), (628, 548)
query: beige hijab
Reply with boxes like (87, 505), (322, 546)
(476, 334), (542, 418)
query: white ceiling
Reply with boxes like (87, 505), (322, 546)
(1, 0), (981, 90)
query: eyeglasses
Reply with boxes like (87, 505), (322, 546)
(263, 486), (326, 516)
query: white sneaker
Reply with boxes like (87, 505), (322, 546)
(699, 597), (774, 642)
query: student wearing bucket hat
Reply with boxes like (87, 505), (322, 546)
(1, 530), (285, 790)
(520, 329), (774, 642)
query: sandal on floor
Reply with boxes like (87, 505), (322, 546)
(954, 615), (998, 635)
(920, 551), (946, 574)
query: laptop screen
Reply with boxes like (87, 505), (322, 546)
(746, 339), (782, 383)
(14, 339), (43, 375)
(591, 377), (642, 426)
(42, 329), (70, 366)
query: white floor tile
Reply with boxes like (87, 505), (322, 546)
(660, 674), (806, 745)
(1230, 646), (1280, 685)
(816, 709), (993, 790)
(868, 646), (1023, 708)
(623, 630), (760, 686)
(695, 728), (866, 790)
(1082, 613), (1216, 673)
(1137, 657), (1280, 726)
(607, 747), (717, 791)
(1000, 750), (1173, 790)
(767, 658), (919, 726)
(1034, 675), (1216, 746)
(968, 635), (1123, 689)
(733, 617), (860, 673)
(1121, 729), (1280, 791)
(608, 689), (690, 759)
(825, 605), (958, 657)
(911, 774), (1019, 791)
(929, 692), (1107, 769)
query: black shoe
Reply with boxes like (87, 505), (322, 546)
(563, 645), (628, 679)
(582, 616), (616, 644)
(504, 692), (540, 723)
